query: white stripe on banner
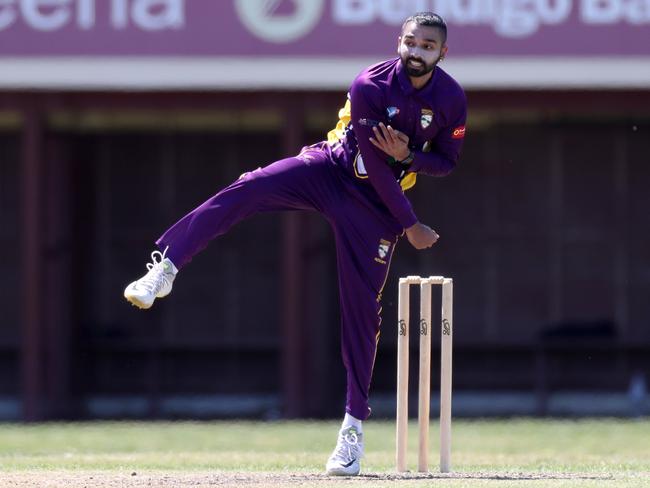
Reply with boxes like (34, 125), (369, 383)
(0, 57), (649, 90)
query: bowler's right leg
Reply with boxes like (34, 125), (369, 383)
(124, 149), (333, 309)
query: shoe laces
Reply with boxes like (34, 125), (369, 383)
(139, 246), (172, 294)
(334, 429), (362, 462)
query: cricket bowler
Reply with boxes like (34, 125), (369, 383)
(124, 12), (467, 476)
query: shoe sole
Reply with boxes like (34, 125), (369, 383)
(325, 464), (361, 476)
(124, 293), (153, 310)
(325, 468), (361, 476)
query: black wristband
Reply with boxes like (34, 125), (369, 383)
(399, 151), (415, 167)
(387, 151), (414, 168)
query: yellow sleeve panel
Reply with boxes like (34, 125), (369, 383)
(400, 173), (417, 191)
(327, 99), (352, 145)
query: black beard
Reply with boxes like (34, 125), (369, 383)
(404, 56), (437, 77)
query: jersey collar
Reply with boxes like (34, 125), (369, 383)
(396, 58), (439, 98)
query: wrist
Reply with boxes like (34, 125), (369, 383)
(399, 150), (415, 166)
(388, 150), (415, 167)
(406, 221), (419, 232)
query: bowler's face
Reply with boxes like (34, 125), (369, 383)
(398, 22), (447, 78)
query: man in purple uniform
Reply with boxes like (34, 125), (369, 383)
(124, 12), (466, 476)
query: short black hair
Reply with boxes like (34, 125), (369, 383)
(402, 12), (447, 43)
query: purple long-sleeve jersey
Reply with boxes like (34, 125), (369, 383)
(157, 57), (467, 421)
(327, 57), (467, 229)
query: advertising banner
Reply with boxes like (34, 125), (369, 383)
(1, 0), (649, 89)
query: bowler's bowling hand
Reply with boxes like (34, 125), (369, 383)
(405, 222), (439, 250)
(369, 123), (410, 161)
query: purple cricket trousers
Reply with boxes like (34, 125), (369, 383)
(156, 144), (402, 420)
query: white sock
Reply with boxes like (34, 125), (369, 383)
(164, 257), (179, 275)
(342, 412), (362, 433)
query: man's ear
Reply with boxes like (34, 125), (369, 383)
(440, 45), (449, 60)
(397, 36), (402, 55)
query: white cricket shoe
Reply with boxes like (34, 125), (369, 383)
(325, 426), (364, 476)
(124, 247), (177, 309)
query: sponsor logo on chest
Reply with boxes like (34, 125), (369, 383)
(387, 106), (400, 119)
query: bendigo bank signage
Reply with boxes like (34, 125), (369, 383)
(0, 0), (648, 56)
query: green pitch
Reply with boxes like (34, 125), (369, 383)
(1, 419), (649, 487)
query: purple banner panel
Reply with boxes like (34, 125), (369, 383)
(0, 0), (649, 56)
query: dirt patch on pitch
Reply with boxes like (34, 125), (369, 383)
(1, 470), (619, 487)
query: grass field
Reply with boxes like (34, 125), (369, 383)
(1, 419), (649, 487)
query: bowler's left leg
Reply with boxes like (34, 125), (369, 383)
(324, 183), (402, 475)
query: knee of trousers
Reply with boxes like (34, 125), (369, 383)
(340, 298), (382, 366)
(213, 172), (278, 212)
(230, 168), (297, 207)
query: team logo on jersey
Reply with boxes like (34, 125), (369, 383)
(387, 106), (400, 119)
(420, 109), (434, 129)
(375, 239), (391, 264)
(452, 126), (466, 139)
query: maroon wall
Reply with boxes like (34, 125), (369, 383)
(2, 90), (649, 419)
